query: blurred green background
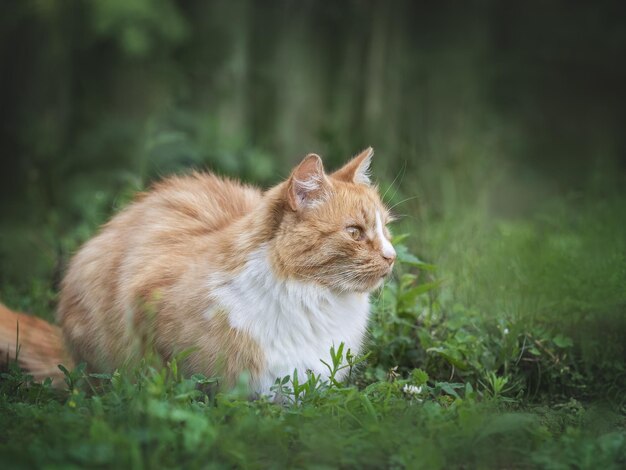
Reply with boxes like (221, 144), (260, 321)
(0, 0), (625, 398)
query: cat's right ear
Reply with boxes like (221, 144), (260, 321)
(332, 147), (373, 185)
(286, 154), (330, 211)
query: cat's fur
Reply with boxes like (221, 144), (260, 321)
(0, 148), (395, 394)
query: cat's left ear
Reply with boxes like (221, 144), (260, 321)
(286, 154), (330, 211)
(332, 147), (374, 185)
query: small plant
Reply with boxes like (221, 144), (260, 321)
(272, 342), (369, 405)
(479, 371), (515, 402)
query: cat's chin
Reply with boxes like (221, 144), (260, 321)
(372, 275), (391, 291)
(369, 278), (385, 292)
(353, 274), (391, 294)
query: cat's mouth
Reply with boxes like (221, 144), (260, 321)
(380, 264), (394, 278)
(361, 266), (394, 291)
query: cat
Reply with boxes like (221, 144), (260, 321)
(0, 148), (396, 395)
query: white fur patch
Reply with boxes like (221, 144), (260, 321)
(376, 211), (396, 259)
(208, 245), (370, 395)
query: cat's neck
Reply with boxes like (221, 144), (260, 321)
(211, 242), (370, 373)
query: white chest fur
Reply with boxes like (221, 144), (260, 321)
(209, 245), (371, 395)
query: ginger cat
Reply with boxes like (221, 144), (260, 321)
(0, 148), (396, 394)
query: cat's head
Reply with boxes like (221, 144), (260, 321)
(272, 148), (395, 293)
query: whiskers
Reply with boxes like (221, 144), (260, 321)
(380, 161), (419, 223)
(387, 195), (420, 213)
(381, 160), (407, 203)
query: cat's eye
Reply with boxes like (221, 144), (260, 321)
(346, 226), (364, 241)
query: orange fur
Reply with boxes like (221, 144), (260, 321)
(0, 303), (71, 384)
(1, 148), (395, 389)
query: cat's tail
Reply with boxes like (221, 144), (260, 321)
(0, 303), (71, 385)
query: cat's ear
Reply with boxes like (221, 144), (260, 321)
(286, 154), (330, 211)
(332, 147), (374, 185)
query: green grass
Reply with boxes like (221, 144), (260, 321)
(1, 354), (624, 468)
(1, 183), (625, 469)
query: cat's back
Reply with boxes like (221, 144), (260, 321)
(141, 172), (262, 234)
(58, 172), (262, 370)
(65, 171), (262, 287)
(78, 171), (261, 261)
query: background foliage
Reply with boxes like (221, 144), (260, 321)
(1, 0), (625, 468)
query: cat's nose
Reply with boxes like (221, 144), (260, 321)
(382, 252), (396, 265)
(381, 246), (396, 265)
(380, 238), (396, 265)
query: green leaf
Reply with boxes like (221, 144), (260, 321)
(553, 334), (574, 348)
(427, 347), (468, 370)
(89, 373), (113, 380)
(410, 368), (429, 385)
(401, 280), (444, 304)
(395, 244), (437, 271)
(191, 374), (218, 385)
(391, 233), (410, 245)
(436, 382), (463, 399)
